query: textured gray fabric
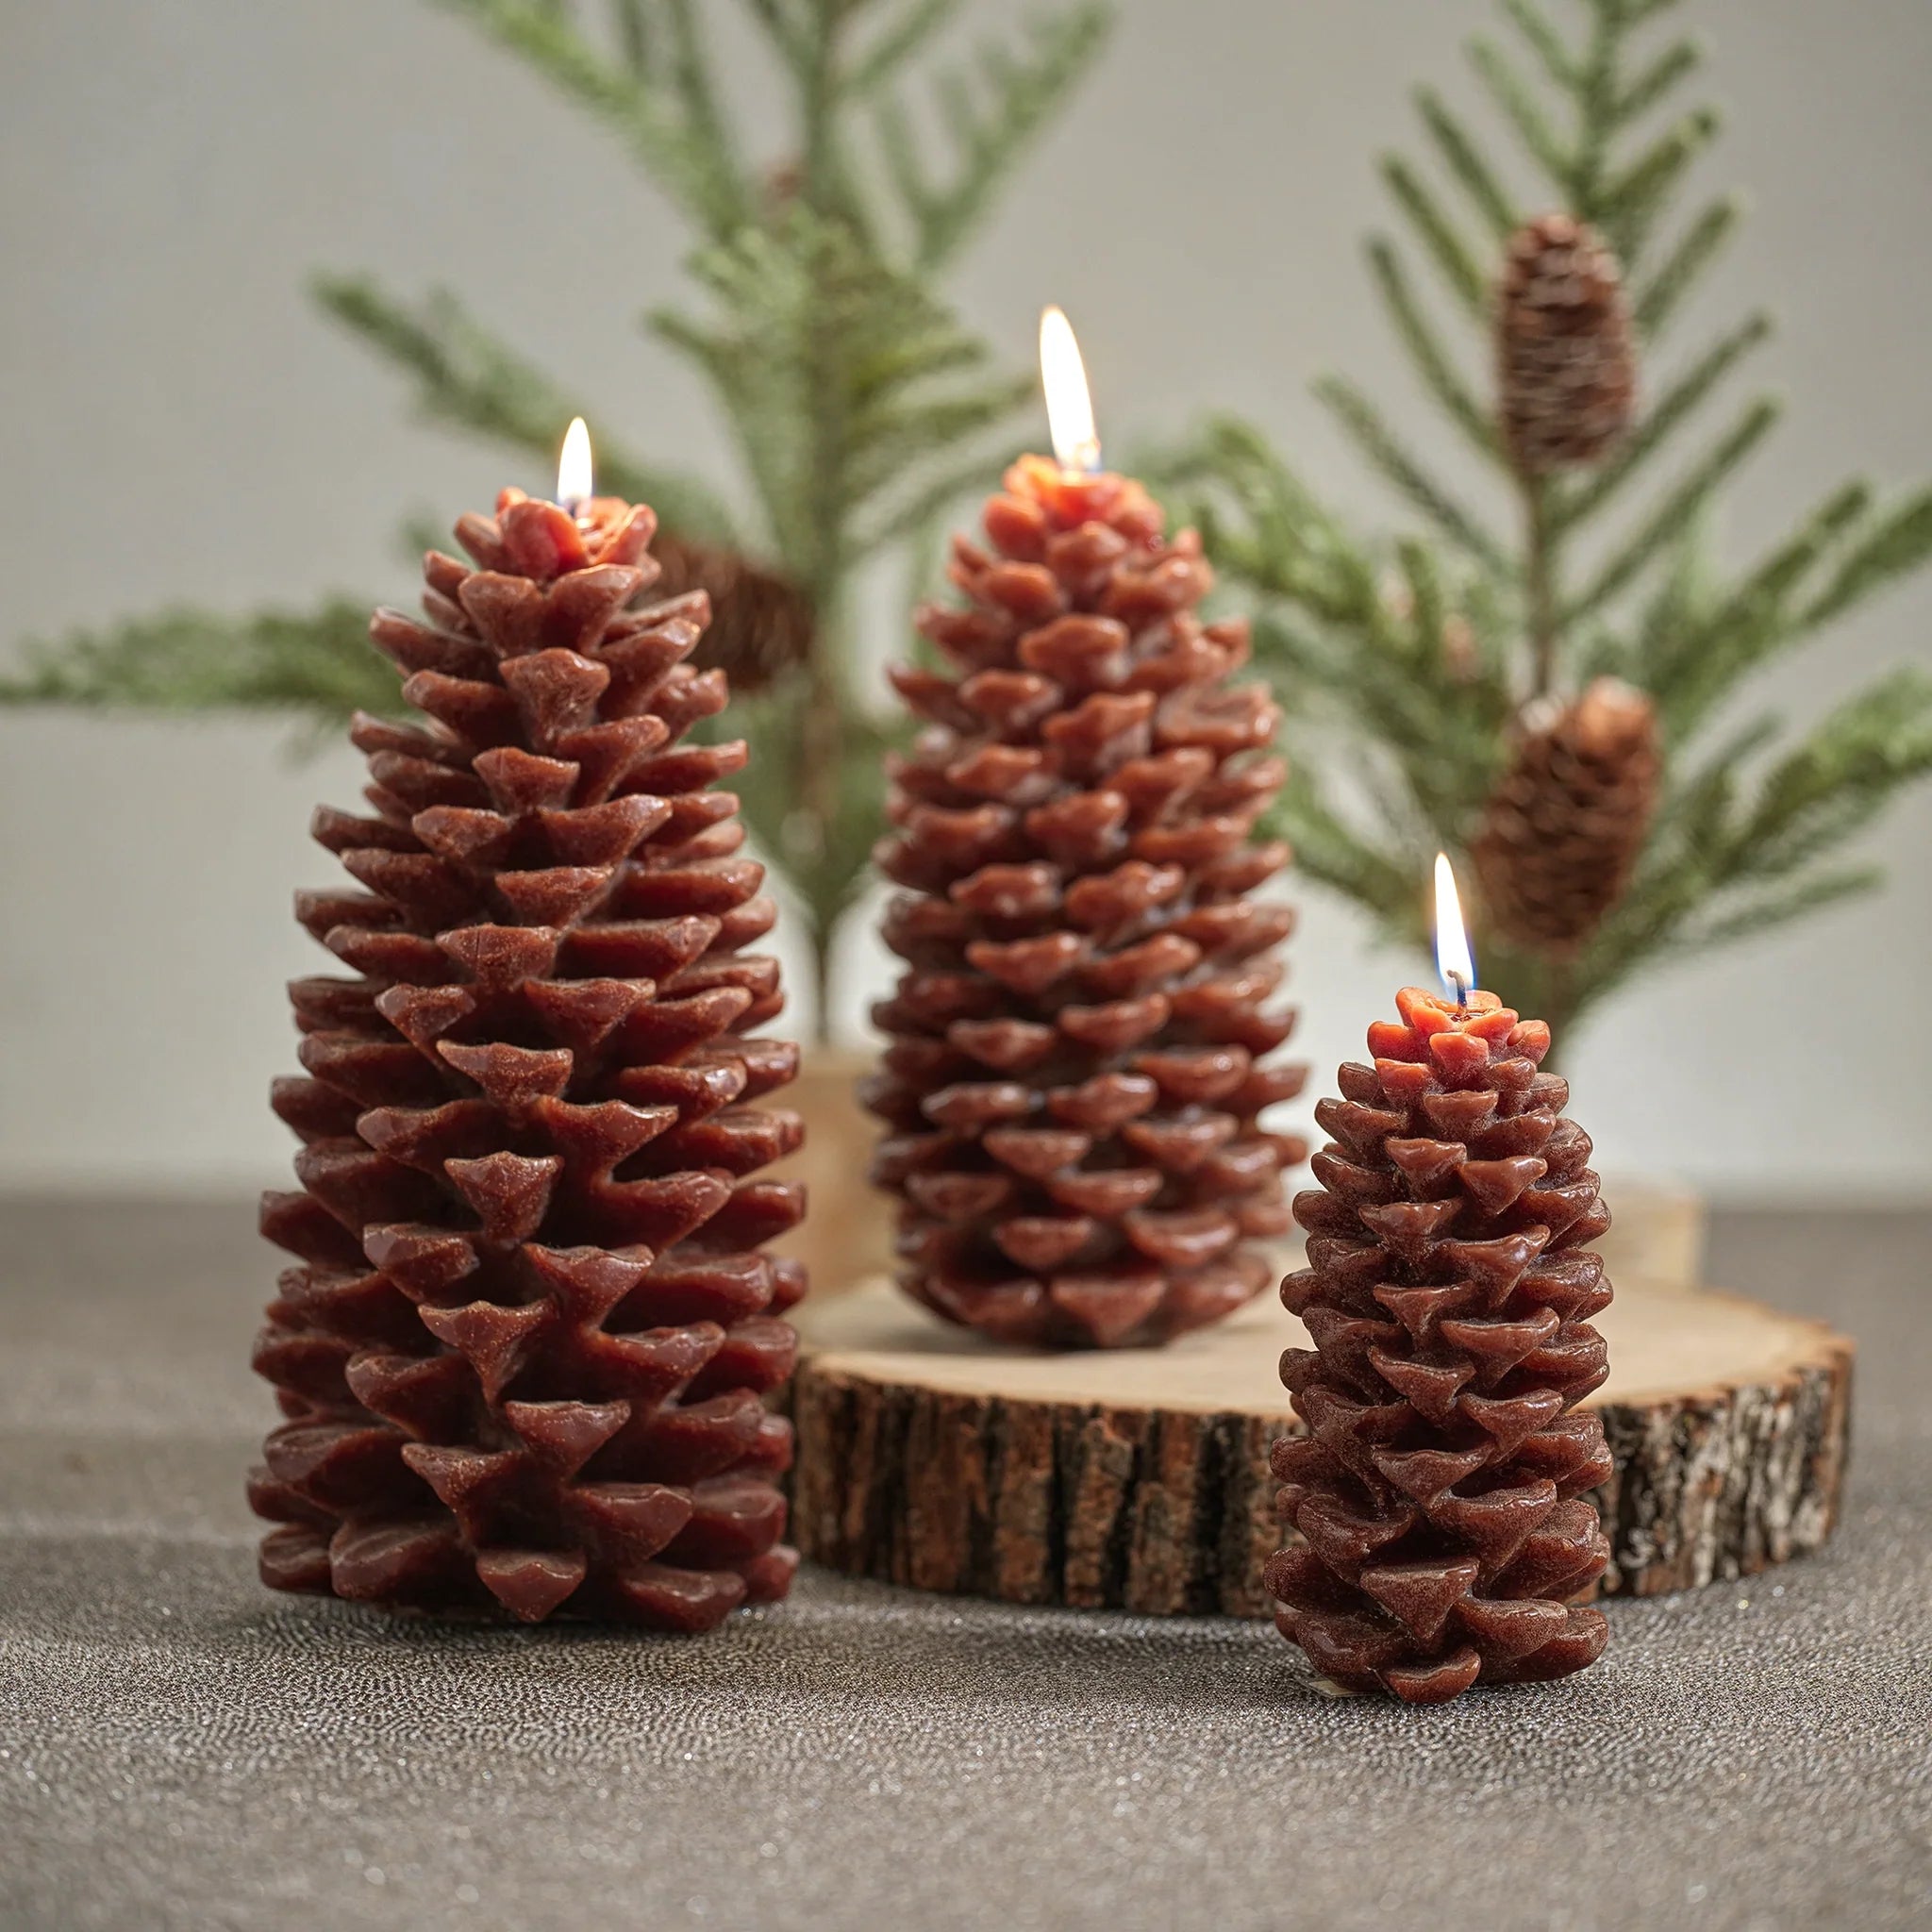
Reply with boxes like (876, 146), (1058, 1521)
(2, 1201), (1927, 1932)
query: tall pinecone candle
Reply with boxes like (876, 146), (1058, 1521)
(1266, 976), (1614, 1702)
(249, 459), (806, 1629)
(866, 444), (1307, 1349)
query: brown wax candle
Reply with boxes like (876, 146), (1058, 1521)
(249, 472), (806, 1629)
(866, 450), (1307, 1349)
(1266, 985), (1614, 1701)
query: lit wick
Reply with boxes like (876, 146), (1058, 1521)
(557, 415), (593, 519)
(1040, 306), (1103, 477)
(1433, 851), (1477, 1011)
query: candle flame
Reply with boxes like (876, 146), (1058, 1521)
(1433, 852), (1476, 1005)
(557, 416), (593, 513)
(1039, 305), (1101, 475)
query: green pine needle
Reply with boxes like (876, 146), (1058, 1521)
(1633, 194), (1741, 339)
(1415, 87), (1518, 238)
(1315, 376), (1509, 572)
(1367, 238), (1504, 459)
(1378, 154), (1492, 318)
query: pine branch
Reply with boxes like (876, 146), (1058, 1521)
(1183, 0), (1932, 1052)
(851, 0), (962, 94)
(316, 275), (740, 543)
(1415, 87), (1517, 238)
(1613, 0), (1689, 28)
(429, 0), (752, 236)
(1315, 376), (1510, 572)
(0, 601), (397, 735)
(1613, 35), (1702, 125)
(1680, 866), (1879, 951)
(1598, 106), (1722, 259)
(1377, 155), (1491, 318)
(1498, 0), (1578, 92)
(887, 4), (1111, 270)
(1269, 769), (1424, 931)
(611, 0), (654, 78)
(653, 208), (1036, 575)
(1632, 194), (1740, 339)
(854, 439), (1028, 556)
(1367, 239), (1503, 458)
(1564, 395), (1781, 621)
(1796, 486), (1932, 633)
(1552, 309), (1772, 530)
(1643, 483), (1868, 741)
(1467, 34), (1574, 192)
(1733, 668), (1932, 879)
(741, 0), (808, 75)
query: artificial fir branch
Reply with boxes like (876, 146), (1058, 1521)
(1165, 0), (1932, 1042)
(3, 0), (1114, 1041)
(0, 603), (398, 734)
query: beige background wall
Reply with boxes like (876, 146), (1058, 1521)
(2, 0), (1928, 1196)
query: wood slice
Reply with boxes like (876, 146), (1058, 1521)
(786, 1275), (1853, 1616)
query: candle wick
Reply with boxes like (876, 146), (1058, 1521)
(1447, 969), (1471, 1013)
(1062, 437), (1103, 480)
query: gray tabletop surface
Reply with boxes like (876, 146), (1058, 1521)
(2, 1198), (1927, 1932)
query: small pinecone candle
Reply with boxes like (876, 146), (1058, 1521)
(1497, 212), (1636, 475)
(1472, 678), (1661, 953)
(1266, 985), (1614, 1703)
(249, 483), (806, 1630)
(866, 456), (1307, 1350)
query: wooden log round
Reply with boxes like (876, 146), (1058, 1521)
(785, 1275), (1853, 1616)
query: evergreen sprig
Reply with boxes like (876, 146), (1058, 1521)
(2, 0), (1113, 1036)
(1160, 0), (1932, 1041)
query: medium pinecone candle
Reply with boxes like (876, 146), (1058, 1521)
(866, 310), (1307, 1349)
(249, 424), (806, 1630)
(1266, 860), (1612, 1702)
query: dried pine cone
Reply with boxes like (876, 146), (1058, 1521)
(653, 529), (813, 694)
(865, 455), (1307, 1350)
(249, 485), (806, 1630)
(1497, 213), (1636, 475)
(1472, 677), (1660, 954)
(1267, 985), (1614, 1703)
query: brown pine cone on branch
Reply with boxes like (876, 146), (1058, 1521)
(1267, 985), (1614, 1703)
(1472, 677), (1661, 954)
(249, 485), (807, 1630)
(652, 529), (813, 694)
(1497, 213), (1636, 475)
(865, 456), (1308, 1351)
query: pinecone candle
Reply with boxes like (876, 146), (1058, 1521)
(1472, 678), (1661, 954)
(866, 316), (1307, 1349)
(1266, 948), (1613, 1701)
(249, 440), (806, 1629)
(1497, 213), (1636, 476)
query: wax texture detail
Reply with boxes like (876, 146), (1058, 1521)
(249, 488), (805, 1629)
(1267, 987), (1613, 1702)
(866, 457), (1307, 1350)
